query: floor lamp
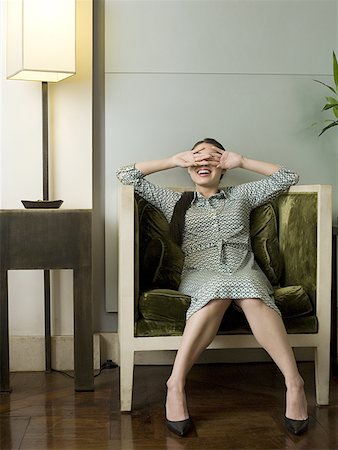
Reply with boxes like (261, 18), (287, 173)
(6, 0), (76, 371)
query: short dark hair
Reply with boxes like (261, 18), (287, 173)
(191, 137), (225, 151)
(170, 191), (195, 246)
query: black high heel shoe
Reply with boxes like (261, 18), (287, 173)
(166, 417), (193, 437)
(284, 416), (309, 435)
(164, 404), (193, 437)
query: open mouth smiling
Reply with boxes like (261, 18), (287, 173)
(197, 168), (212, 176)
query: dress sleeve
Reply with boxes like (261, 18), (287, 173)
(229, 167), (299, 209)
(116, 164), (181, 221)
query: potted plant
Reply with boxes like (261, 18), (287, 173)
(314, 51), (338, 136)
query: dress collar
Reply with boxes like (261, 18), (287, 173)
(192, 189), (227, 204)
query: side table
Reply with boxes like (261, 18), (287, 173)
(0, 209), (94, 392)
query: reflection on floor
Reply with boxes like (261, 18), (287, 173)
(1, 362), (337, 449)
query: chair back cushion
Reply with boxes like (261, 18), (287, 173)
(250, 202), (281, 287)
(136, 194), (184, 292)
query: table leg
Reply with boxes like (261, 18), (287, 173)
(44, 270), (52, 373)
(73, 267), (94, 391)
(0, 270), (11, 392)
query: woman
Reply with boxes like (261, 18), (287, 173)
(116, 138), (308, 437)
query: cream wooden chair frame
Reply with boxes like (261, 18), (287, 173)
(118, 184), (332, 412)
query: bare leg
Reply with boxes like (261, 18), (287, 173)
(166, 298), (232, 421)
(235, 298), (308, 420)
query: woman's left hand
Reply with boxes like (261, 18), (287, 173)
(213, 147), (244, 170)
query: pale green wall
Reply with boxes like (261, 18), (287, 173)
(105, 0), (338, 314)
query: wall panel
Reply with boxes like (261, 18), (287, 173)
(105, 0), (338, 312)
(105, 0), (335, 75)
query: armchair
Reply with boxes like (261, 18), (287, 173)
(118, 184), (332, 411)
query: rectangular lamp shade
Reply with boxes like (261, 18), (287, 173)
(7, 0), (76, 82)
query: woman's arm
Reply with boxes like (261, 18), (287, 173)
(240, 157), (281, 176)
(116, 148), (219, 220)
(215, 148), (280, 176)
(135, 158), (175, 175)
(214, 147), (299, 208)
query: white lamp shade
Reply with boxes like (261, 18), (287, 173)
(7, 0), (76, 82)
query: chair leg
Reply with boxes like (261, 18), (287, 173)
(120, 349), (135, 412)
(314, 344), (330, 405)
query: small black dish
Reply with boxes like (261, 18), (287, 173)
(21, 200), (63, 209)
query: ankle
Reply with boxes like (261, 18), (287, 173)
(166, 377), (185, 392)
(285, 375), (304, 391)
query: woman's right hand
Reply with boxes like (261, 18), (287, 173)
(172, 148), (220, 168)
(171, 151), (198, 168)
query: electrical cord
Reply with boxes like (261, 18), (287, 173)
(50, 359), (118, 379)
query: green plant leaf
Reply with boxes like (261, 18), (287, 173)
(326, 96), (338, 104)
(311, 119), (335, 128)
(322, 102), (338, 111)
(314, 79), (336, 94)
(324, 97), (338, 117)
(333, 51), (338, 89)
(319, 120), (338, 136)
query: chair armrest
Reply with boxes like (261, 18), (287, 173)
(118, 185), (135, 338)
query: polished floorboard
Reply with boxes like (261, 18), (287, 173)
(1, 362), (338, 450)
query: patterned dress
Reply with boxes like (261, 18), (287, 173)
(116, 165), (299, 320)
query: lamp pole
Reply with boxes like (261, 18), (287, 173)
(42, 81), (51, 373)
(42, 82), (49, 201)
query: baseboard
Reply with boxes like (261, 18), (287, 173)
(10, 332), (316, 371)
(9, 334), (101, 372)
(98, 333), (315, 366)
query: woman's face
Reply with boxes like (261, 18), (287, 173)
(187, 142), (224, 189)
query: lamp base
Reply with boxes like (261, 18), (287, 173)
(21, 200), (63, 209)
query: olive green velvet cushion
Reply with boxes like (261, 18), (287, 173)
(139, 289), (191, 322)
(136, 296), (318, 337)
(135, 315), (318, 337)
(137, 198), (185, 291)
(138, 285), (313, 325)
(274, 193), (317, 305)
(136, 319), (186, 337)
(143, 238), (185, 289)
(250, 203), (281, 287)
(274, 285), (313, 318)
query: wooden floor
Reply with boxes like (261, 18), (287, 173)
(1, 362), (338, 450)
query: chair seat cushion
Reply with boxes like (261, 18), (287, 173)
(139, 284), (313, 325)
(139, 289), (191, 322)
(135, 314), (318, 337)
(136, 319), (186, 337)
(274, 285), (313, 318)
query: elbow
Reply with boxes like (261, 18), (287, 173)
(292, 172), (300, 185)
(116, 169), (124, 184)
